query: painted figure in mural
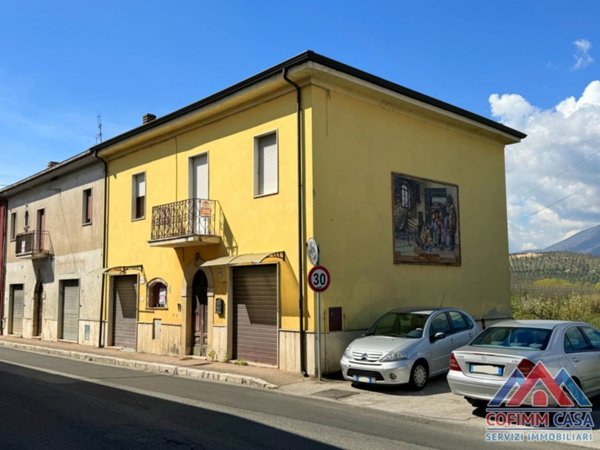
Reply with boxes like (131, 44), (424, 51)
(420, 222), (433, 251)
(446, 194), (457, 251)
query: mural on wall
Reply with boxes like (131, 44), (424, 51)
(392, 173), (461, 265)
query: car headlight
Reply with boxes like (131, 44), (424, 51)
(380, 350), (408, 362)
(343, 346), (353, 359)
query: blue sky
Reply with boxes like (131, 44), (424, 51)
(1, 1), (599, 251)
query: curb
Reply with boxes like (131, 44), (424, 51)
(0, 341), (278, 390)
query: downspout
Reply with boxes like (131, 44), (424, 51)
(93, 149), (109, 348)
(283, 67), (308, 377)
(0, 198), (6, 335)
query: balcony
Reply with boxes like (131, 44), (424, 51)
(15, 231), (53, 259)
(149, 198), (223, 248)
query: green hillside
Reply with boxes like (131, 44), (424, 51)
(510, 251), (600, 287)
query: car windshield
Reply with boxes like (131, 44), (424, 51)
(470, 327), (552, 350)
(365, 312), (429, 338)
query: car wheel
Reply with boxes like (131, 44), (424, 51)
(409, 360), (429, 390)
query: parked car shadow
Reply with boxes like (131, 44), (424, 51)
(344, 373), (451, 396)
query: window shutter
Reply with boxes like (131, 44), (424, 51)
(258, 134), (277, 195)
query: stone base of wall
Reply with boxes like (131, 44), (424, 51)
(136, 322), (182, 356)
(78, 321), (100, 347)
(279, 330), (314, 375)
(210, 326), (228, 361)
(279, 329), (366, 375)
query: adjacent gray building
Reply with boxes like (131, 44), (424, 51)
(1, 151), (105, 346)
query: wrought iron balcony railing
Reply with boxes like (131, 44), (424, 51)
(150, 198), (223, 245)
(15, 231), (53, 258)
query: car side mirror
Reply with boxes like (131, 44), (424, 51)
(431, 332), (446, 341)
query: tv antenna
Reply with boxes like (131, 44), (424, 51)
(96, 114), (103, 144)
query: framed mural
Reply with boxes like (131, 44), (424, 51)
(392, 172), (461, 265)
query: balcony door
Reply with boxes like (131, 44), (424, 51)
(190, 154), (209, 234)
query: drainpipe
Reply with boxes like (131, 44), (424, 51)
(93, 149), (109, 348)
(0, 198), (6, 335)
(283, 67), (308, 377)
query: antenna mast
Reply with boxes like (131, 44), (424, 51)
(96, 114), (103, 144)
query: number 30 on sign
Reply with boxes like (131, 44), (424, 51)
(308, 265), (330, 292)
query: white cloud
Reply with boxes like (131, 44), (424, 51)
(491, 80), (600, 252)
(573, 39), (594, 70)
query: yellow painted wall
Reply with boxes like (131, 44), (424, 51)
(104, 90), (312, 344)
(309, 84), (512, 331)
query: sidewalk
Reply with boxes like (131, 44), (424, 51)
(0, 335), (307, 389)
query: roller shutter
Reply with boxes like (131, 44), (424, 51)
(61, 280), (80, 341)
(233, 265), (278, 365)
(11, 286), (24, 336)
(113, 275), (137, 349)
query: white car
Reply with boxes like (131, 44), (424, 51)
(447, 320), (600, 406)
(340, 307), (479, 390)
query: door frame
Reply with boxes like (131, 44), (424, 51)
(109, 274), (139, 349)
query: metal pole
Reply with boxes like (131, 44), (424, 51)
(316, 291), (321, 380)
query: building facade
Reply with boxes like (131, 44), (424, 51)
(1, 152), (105, 346)
(93, 52), (524, 374)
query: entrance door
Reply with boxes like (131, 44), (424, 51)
(33, 282), (44, 337)
(112, 275), (138, 349)
(11, 285), (24, 336)
(190, 154), (209, 234)
(61, 280), (80, 341)
(191, 270), (208, 356)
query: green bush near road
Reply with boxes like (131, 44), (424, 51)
(511, 294), (600, 328)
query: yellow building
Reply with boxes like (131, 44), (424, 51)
(95, 52), (524, 374)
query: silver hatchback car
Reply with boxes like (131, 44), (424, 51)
(447, 320), (600, 406)
(340, 307), (479, 389)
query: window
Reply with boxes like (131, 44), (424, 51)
(564, 327), (589, 353)
(82, 188), (92, 224)
(580, 326), (600, 350)
(24, 210), (29, 230)
(430, 313), (451, 336)
(448, 311), (469, 332)
(10, 212), (16, 240)
(132, 173), (146, 220)
(401, 184), (409, 208)
(471, 327), (553, 350)
(147, 279), (167, 308)
(254, 132), (278, 196)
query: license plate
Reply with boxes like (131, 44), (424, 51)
(354, 375), (374, 383)
(470, 364), (503, 376)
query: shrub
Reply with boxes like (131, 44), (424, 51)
(512, 294), (600, 328)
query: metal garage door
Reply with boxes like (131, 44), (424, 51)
(113, 275), (137, 349)
(11, 285), (24, 336)
(61, 280), (80, 341)
(233, 265), (278, 365)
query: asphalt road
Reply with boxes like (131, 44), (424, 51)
(0, 347), (588, 450)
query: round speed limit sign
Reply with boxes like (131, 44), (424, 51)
(308, 265), (330, 292)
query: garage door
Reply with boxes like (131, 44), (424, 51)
(61, 280), (80, 341)
(113, 275), (137, 349)
(11, 285), (24, 336)
(233, 265), (278, 365)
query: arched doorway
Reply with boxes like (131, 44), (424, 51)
(191, 270), (208, 356)
(33, 282), (43, 337)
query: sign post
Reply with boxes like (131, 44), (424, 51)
(308, 263), (330, 381)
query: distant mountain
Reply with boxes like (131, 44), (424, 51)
(544, 225), (600, 256)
